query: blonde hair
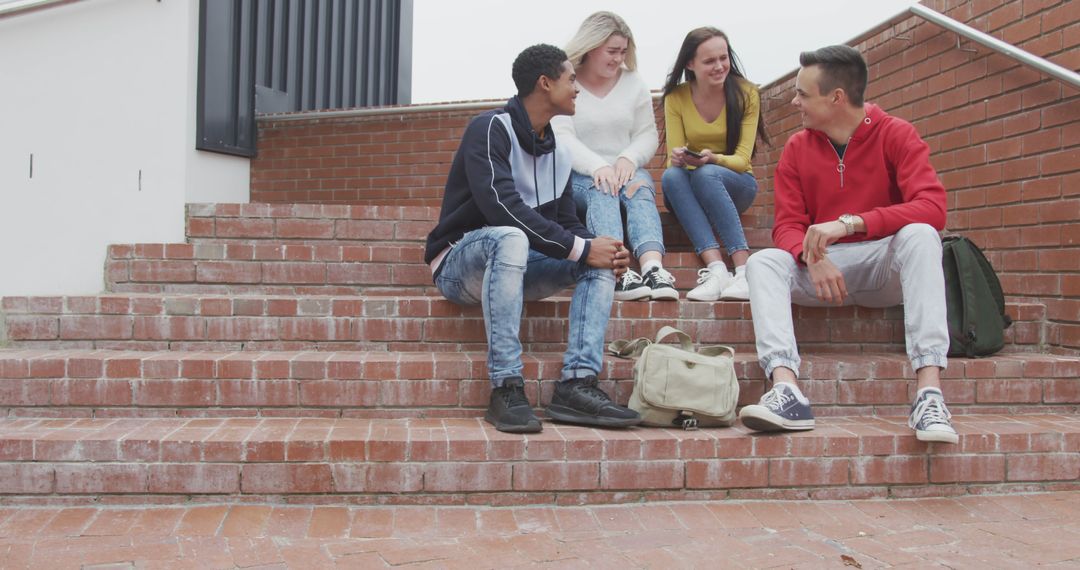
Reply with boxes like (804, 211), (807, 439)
(564, 11), (637, 72)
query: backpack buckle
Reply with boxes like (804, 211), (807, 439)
(674, 413), (698, 430)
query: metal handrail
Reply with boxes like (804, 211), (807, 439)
(261, 3), (1078, 122)
(258, 91), (667, 122)
(259, 99), (505, 121)
(909, 4), (1079, 89)
(0, 0), (76, 19)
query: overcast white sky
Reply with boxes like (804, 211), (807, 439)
(411, 0), (919, 103)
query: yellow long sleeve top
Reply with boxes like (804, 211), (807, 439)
(663, 79), (759, 173)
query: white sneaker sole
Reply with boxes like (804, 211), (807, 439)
(739, 405), (815, 432)
(915, 429), (959, 444)
(649, 288), (679, 301)
(686, 290), (721, 302)
(719, 290), (749, 301)
(614, 288), (652, 301)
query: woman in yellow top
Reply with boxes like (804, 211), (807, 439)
(661, 27), (769, 301)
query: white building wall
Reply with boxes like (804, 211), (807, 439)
(0, 0), (249, 296)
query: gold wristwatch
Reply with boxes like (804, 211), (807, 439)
(838, 214), (857, 236)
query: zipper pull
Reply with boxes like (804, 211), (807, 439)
(837, 161), (845, 189)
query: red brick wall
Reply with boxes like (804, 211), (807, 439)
(252, 0), (1079, 352)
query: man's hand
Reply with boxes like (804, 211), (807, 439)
(613, 157), (636, 189)
(586, 236), (630, 276)
(807, 256), (847, 305)
(592, 166), (619, 196)
(802, 220), (848, 264)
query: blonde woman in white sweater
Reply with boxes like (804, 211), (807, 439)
(552, 11), (676, 301)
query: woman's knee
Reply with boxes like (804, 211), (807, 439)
(626, 169), (656, 192)
(689, 164), (730, 192)
(623, 181), (656, 205)
(661, 167), (688, 194)
(570, 172), (594, 195)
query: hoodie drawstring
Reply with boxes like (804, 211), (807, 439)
(529, 130), (557, 207)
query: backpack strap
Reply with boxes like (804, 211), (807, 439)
(960, 236), (1012, 328)
(609, 326), (735, 360)
(653, 326), (694, 350)
(945, 237), (979, 358)
(607, 337), (652, 358)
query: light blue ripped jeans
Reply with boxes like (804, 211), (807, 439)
(434, 226), (615, 387)
(571, 169), (665, 259)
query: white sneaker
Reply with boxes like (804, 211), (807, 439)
(686, 267), (730, 302)
(720, 271), (749, 300)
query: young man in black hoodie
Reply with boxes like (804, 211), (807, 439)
(424, 44), (641, 433)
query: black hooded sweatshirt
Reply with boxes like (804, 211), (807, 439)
(424, 96), (593, 275)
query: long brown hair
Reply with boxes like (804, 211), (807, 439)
(662, 27), (769, 156)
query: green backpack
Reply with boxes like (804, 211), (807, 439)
(941, 235), (1012, 357)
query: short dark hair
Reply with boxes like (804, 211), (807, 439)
(512, 44), (569, 97)
(799, 45), (868, 106)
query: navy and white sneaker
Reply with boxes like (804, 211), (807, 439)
(908, 388), (958, 444)
(614, 269), (652, 301)
(739, 383), (815, 432)
(643, 266), (679, 301)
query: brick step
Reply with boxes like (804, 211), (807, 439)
(187, 202), (442, 224)
(0, 349), (1076, 419)
(0, 415), (1076, 502)
(106, 242), (434, 294)
(1, 294), (1046, 353)
(105, 244), (742, 294)
(185, 202), (775, 253)
(188, 202), (772, 230)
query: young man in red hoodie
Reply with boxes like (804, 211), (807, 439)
(739, 45), (957, 443)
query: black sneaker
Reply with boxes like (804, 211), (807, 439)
(738, 383), (815, 432)
(546, 376), (641, 428)
(643, 266), (679, 301)
(614, 269), (652, 301)
(485, 377), (542, 433)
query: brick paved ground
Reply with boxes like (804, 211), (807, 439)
(1, 491), (1078, 568)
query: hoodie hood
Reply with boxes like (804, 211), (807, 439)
(848, 103), (886, 142)
(809, 103), (887, 144)
(505, 96), (557, 156)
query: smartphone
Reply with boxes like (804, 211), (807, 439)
(683, 148), (704, 159)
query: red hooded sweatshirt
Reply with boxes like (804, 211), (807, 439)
(772, 103), (946, 263)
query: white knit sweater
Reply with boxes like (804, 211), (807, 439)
(551, 70), (659, 176)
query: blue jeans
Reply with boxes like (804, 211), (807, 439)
(661, 164), (758, 256)
(434, 226), (615, 387)
(571, 169), (665, 259)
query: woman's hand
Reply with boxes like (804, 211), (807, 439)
(683, 149), (714, 168)
(670, 147), (687, 168)
(672, 147), (714, 168)
(592, 166), (619, 196)
(613, 157), (636, 189)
